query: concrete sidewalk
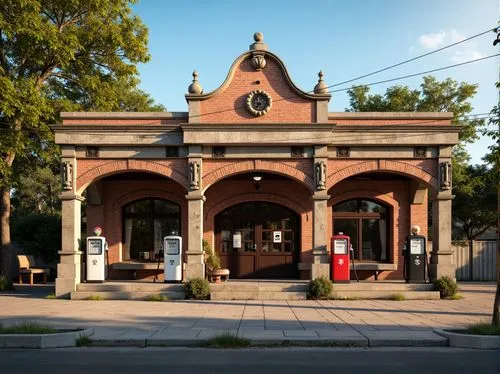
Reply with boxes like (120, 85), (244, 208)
(0, 283), (496, 347)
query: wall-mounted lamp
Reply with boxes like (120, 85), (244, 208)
(252, 175), (263, 190)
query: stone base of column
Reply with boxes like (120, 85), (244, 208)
(185, 251), (205, 280)
(429, 251), (455, 281)
(310, 249), (331, 280)
(55, 251), (82, 298)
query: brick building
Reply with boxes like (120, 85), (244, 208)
(54, 33), (458, 297)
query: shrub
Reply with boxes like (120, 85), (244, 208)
(203, 239), (221, 272)
(308, 276), (332, 299)
(0, 322), (57, 334)
(0, 276), (14, 291)
(467, 322), (500, 335)
(45, 293), (57, 299)
(433, 276), (458, 298)
(388, 293), (406, 301)
(185, 277), (211, 300)
(11, 213), (61, 263)
(145, 294), (169, 302)
(202, 333), (251, 348)
(86, 295), (103, 301)
(75, 335), (93, 347)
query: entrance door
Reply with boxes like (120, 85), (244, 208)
(215, 202), (299, 279)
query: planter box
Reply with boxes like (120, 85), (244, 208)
(435, 329), (500, 349)
(0, 328), (94, 348)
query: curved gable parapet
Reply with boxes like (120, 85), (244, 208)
(185, 51), (331, 102)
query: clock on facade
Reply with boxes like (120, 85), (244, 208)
(246, 90), (272, 117)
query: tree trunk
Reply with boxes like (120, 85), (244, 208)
(493, 184), (500, 326)
(0, 185), (12, 280)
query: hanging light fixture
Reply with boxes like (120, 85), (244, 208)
(252, 175), (263, 190)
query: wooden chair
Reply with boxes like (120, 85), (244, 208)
(17, 255), (49, 285)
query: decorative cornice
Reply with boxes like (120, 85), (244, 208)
(60, 112), (187, 120)
(181, 123), (336, 131)
(328, 112), (454, 120)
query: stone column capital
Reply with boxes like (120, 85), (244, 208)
(185, 193), (206, 201)
(59, 194), (85, 202)
(311, 193), (330, 201)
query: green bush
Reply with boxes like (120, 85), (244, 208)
(185, 277), (211, 300)
(203, 239), (221, 272)
(11, 213), (61, 263)
(0, 276), (14, 291)
(308, 276), (332, 299)
(433, 276), (458, 298)
(0, 322), (57, 334)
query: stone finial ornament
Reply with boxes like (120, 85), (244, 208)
(249, 32), (268, 51)
(314, 71), (329, 94)
(315, 161), (326, 190)
(188, 70), (203, 94)
(62, 161), (73, 190)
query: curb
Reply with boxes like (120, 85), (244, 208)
(0, 328), (94, 349)
(434, 329), (500, 349)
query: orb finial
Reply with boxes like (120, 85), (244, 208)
(250, 32), (268, 51)
(188, 70), (203, 94)
(314, 70), (329, 94)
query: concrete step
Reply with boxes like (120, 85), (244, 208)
(330, 290), (440, 300)
(331, 283), (434, 291)
(210, 283), (308, 293)
(210, 291), (307, 300)
(76, 282), (184, 293)
(70, 291), (185, 300)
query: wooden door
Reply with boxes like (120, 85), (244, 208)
(215, 202), (299, 279)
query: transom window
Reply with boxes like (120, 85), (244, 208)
(333, 199), (389, 262)
(123, 198), (180, 261)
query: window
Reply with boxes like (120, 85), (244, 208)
(333, 199), (388, 262)
(123, 199), (180, 261)
(212, 146), (225, 157)
(165, 147), (179, 157)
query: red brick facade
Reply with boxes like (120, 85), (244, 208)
(55, 33), (457, 290)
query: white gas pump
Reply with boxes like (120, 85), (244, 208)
(163, 235), (182, 283)
(86, 236), (107, 282)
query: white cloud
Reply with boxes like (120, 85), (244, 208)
(418, 29), (465, 49)
(416, 29), (484, 63)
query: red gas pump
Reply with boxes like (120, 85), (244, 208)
(331, 233), (350, 283)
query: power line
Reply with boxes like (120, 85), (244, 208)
(329, 54), (500, 93)
(328, 27), (497, 89)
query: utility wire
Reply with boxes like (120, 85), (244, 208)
(329, 54), (500, 93)
(328, 27), (497, 89)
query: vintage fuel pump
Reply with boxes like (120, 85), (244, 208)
(86, 226), (108, 282)
(163, 235), (182, 283)
(331, 232), (350, 283)
(403, 225), (427, 283)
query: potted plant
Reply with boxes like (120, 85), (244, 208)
(203, 240), (229, 283)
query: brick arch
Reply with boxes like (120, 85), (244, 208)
(112, 189), (186, 213)
(204, 193), (309, 225)
(203, 160), (314, 193)
(76, 160), (188, 193)
(328, 189), (405, 279)
(326, 160), (438, 191)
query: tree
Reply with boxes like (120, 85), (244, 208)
(11, 167), (61, 215)
(452, 164), (496, 240)
(0, 0), (151, 280)
(482, 104), (499, 326)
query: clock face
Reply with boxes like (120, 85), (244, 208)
(246, 90), (272, 116)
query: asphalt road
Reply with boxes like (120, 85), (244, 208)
(0, 347), (499, 374)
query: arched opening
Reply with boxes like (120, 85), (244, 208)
(122, 198), (180, 261)
(333, 198), (390, 262)
(215, 201), (300, 279)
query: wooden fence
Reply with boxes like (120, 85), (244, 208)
(452, 241), (497, 281)
(428, 241), (497, 281)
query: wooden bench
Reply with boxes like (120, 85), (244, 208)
(17, 255), (49, 285)
(353, 262), (397, 280)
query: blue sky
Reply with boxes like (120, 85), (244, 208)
(131, 0), (499, 165)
